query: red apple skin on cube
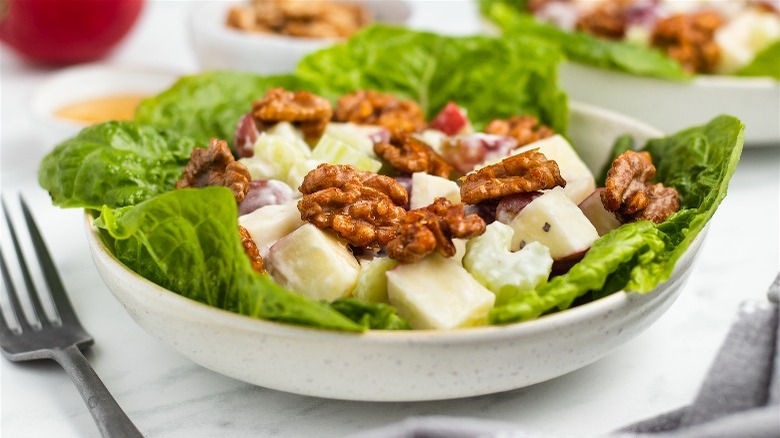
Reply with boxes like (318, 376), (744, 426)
(429, 102), (470, 136)
(578, 188), (622, 236)
(496, 192), (543, 224)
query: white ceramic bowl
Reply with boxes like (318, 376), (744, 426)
(190, 1), (412, 74)
(30, 64), (179, 148)
(84, 101), (706, 402)
(561, 62), (780, 146)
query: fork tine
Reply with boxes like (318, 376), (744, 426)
(0, 249), (24, 338)
(2, 198), (43, 330)
(19, 197), (80, 327)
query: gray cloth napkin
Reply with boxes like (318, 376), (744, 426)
(353, 275), (780, 438)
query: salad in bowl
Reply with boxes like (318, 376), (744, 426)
(38, 26), (743, 333)
(37, 26), (744, 399)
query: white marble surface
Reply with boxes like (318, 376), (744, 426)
(1, 1), (778, 437)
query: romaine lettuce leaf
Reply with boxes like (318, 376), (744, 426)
(480, 0), (690, 80)
(331, 298), (411, 330)
(736, 40), (780, 80)
(135, 72), (310, 147)
(490, 115), (744, 323)
(296, 25), (568, 132)
(134, 26), (567, 137)
(96, 187), (362, 331)
(38, 121), (196, 209)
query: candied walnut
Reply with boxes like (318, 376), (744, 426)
(459, 149), (566, 204)
(225, 0), (370, 38)
(387, 198), (486, 263)
(333, 90), (427, 141)
(651, 11), (724, 74)
(239, 225), (265, 273)
(374, 135), (452, 178)
(252, 87), (333, 140)
(576, 0), (631, 40)
(484, 115), (555, 148)
(636, 183), (680, 223)
(601, 150), (680, 223)
(298, 164), (408, 248)
(176, 138), (252, 203)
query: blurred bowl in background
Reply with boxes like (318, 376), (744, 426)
(561, 62), (780, 146)
(189, 1), (412, 75)
(30, 64), (179, 148)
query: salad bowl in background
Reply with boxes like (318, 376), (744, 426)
(85, 101), (706, 402)
(561, 63), (780, 146)
(479, 0), (780, 145)
(189, 0), (412, 74)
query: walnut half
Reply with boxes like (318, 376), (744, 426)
(176, 138), (252, 203)
(387, 198), (486, 264)
(459, 149), (566, 204)
(601, 150), (680, 223)
(374, 134), (453, 178)
(333, 90), (427, 142)
(297, 164), (408, 248)
(252, 87), (333, 141)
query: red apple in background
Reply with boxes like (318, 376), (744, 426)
(0, 0), (144, 64)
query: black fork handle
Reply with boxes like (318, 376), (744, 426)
(51, 345), (144, 438)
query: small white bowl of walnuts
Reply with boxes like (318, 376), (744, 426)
(190, 0), (412, 74)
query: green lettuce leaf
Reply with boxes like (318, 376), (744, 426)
(480, 0), (690, 80)
(331, 298), (411, 330)
(96, 187), (362, 331)
(135, 26), (568, 136)
(135, 72), (310, 146)
(296, 24), (568, 132)
(490, 115), (744, 323)
(38, 121), (196, 209)
(736, 40), (780, 79)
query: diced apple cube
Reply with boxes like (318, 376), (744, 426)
(353, 257), (399, 304)
(267, 224), (360, 301)
(414, 129), (450, 155)
(514, 135), (596, 204)
(286, 158), (323, 193)
(409, 172), (461, 209)
(509, 187), (599, 260)
(238, 200), (305, 257)
(578, 188), (622, 236)
(387, 255), (495, 330)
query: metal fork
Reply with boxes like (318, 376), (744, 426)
(0, 197), (143, 438)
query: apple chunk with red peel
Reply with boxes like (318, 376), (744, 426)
(495, 192), (543, 224)
(579, 188), (622, 236)
(429, 102), (472, 136)
(514, 135), (596, 204)
(509, 187), (600, 261)
(238, 200), (304, 258)
(266, 224), (360, 302)
(387, 255), (495, 330)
